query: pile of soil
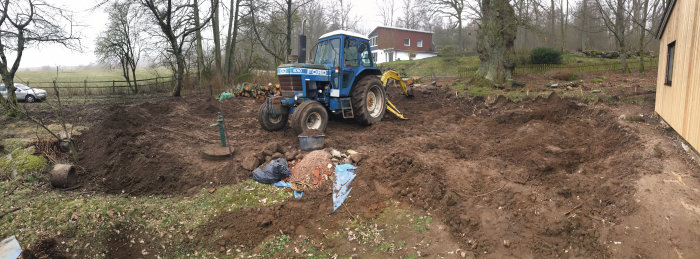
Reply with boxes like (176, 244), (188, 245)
(289, 150), (332, 187)
(197, 89), (657, 258)
(76, 97), (297, 195)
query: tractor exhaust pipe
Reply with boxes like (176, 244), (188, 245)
(298, 19), (307, 63)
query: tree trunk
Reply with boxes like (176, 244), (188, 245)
(212, 0), (222, 75)
(131, 65), (138, 94)
(224, 0), (241, 82)
(616, 0), (627, 73)
(286, 0), (292, 58)
(550, 0), (556, 47)
(194, 0), (205, 82)
(174, 53), (185, 97)
(458, 15), (463, 53)
(581, 0), (587, 51)
(476, 0), (517, 86)
(638, 0), (649, 73)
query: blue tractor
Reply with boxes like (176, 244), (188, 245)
(258, 30), (408, 134)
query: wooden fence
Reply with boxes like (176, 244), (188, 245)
(18, 76), (174, 98)
(458, 59), (659, 78)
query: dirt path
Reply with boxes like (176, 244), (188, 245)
(71, 85), (700, 258)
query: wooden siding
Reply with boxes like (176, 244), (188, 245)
(655, 0), (700, 151)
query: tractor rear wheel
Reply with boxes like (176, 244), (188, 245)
(291, 100), (328, 134)
(258, 101), (288, 131)
(351, 75), (386, 125)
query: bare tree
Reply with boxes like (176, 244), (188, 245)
(376, 0), (396, 27)
(211, 0), (221, 75)
(95, 1), (146, 93)
(139, 0), (212, 97)
(398, 0), (420, 29)
(594, 0), (629, 72)
(0, 0), (78, 113)
(428, 0), (465, 51)
(223, 0), (242, 81)
(193, 0), (206, 81)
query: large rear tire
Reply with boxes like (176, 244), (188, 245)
(291, 101), (329, 134)
(258, 101), (288, 131)
(351, 75), (386, 125)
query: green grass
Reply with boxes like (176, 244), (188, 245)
(0, 179), (291, 257)
(378, 56), (480, 77)
(379, 55), (658, 78)
(12, 67), (172, 84)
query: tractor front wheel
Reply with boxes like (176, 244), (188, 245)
(258, 101), (288, 131)
(351, 75), (386, 125)
(291, 100), (328, 134)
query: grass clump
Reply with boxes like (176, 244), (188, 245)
(0, 147), (48, 181)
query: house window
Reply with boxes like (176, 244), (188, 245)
(404, 38), (410, 46)
(417, 40), (423, 48)
(371, 37), (377, 47)
(665, 41), (675, 86)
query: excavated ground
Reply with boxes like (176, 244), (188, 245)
(73, 85), (698, 257)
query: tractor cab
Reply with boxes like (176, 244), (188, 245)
(259, 30), (405, 134)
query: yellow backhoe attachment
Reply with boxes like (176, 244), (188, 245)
(381, 70), (411, 120)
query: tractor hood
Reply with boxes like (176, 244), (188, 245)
(277, 63), (329, 70)
(277, 63), (331, 77)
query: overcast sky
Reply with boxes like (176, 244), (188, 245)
(18, 0), (386, 69)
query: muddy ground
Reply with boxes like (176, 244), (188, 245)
(56, 74), (700, 258)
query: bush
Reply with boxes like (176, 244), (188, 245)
(530, 47), (562, 64)
(439, 45), (455, 57)
(554, 70), (579, 81)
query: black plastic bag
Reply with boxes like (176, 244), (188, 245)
(252, 158), (291, 184)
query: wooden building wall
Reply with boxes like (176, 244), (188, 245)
(655, 0), (700, 151)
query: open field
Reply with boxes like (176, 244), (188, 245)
(2, 67), (700, 258)
(379, 55), (658, 77)
(12, 67), (172, 85)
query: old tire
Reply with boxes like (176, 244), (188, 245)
(291, 101), (328, 134)
(258, 101), (288, 131)
(351, 75), (386, 125)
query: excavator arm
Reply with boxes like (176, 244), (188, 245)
(380, 70), (412, 120)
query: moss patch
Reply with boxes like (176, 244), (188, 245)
(0, 147), (48, 180)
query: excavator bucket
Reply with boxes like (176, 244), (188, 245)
(381, 70), (411, 120)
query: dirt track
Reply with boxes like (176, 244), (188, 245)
(74, 85), (700, 258)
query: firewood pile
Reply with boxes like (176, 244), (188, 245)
(229, 83), (281, 99)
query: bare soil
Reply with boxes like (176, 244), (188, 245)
(68, 81), (700, 257)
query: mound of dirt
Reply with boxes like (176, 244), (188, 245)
(75, 97), (278, 195)
(289, 150), (332, 187)
(196, 91), (655, 258)
(21, 238), (68, 259)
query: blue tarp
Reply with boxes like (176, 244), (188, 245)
(0, 236), (22, 259)
(333, 164), (357, 212)
(273, 181), (303, 198)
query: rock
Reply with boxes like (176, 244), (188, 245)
(431, 81), (437, 86)
(265, 156), (272, 163)
(346, 149), (359, 155)
(592, 89), (602, 93)
(349, 153), (363, 163)
(271, 152), (284, 159)
(241, 155), (260, 171)
(503, 240), (511, 248)
(343, 157), (353, 164)
(295, 153), (305, 161)
(262, 142), (280, 156)
(285, 151), (297, 161)
(460, 251), (467, 257)
(330, 149), (343, 158)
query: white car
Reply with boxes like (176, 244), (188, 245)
(0, 83), (47, 103)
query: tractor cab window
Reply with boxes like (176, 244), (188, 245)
(344, 38), (359, 68)
(359, 42), (372, 67)
(314, 38), (341, 67)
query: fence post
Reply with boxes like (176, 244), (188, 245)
(156, 77), (159, 93)
(84, 80), (87, 96)
(112, 80), (115, 94)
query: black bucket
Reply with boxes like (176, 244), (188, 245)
(299, 135), (325, 151)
